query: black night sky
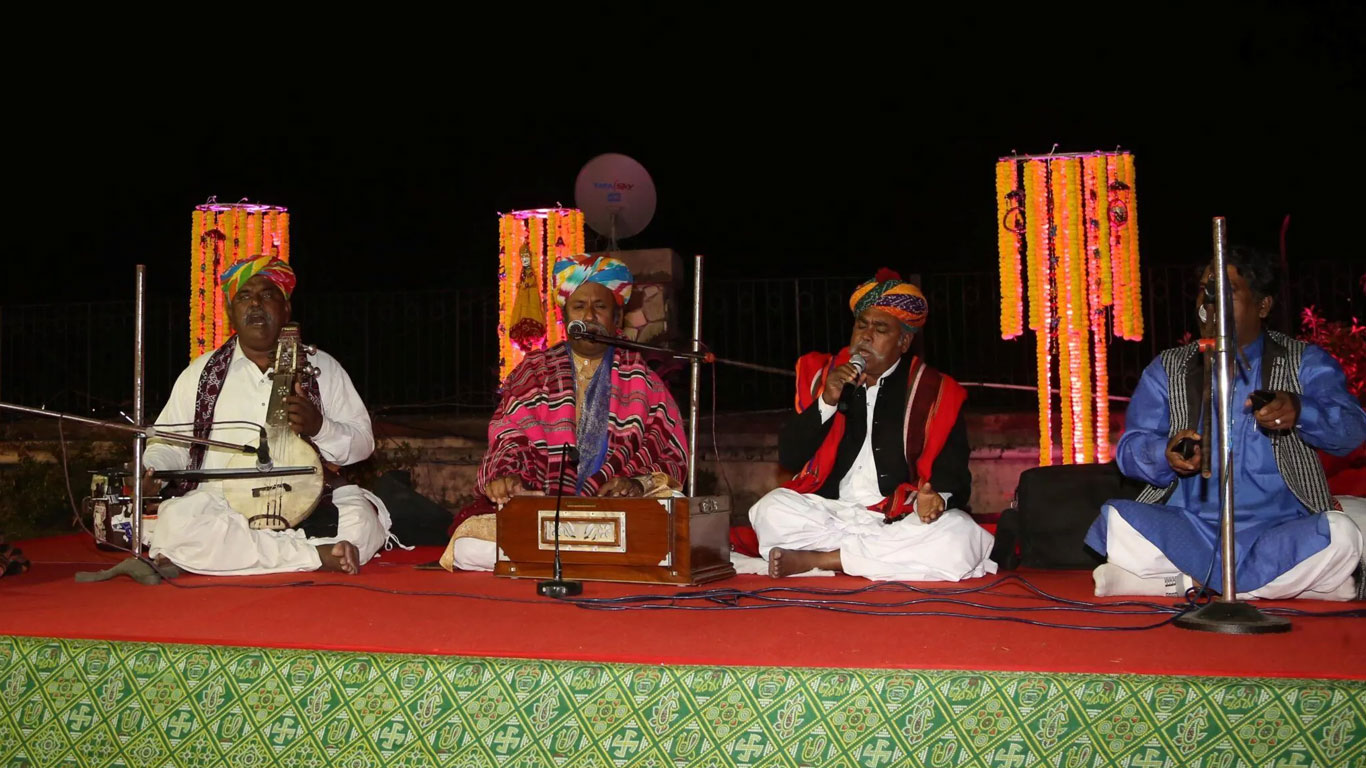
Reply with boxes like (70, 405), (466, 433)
(7, 5), (1363, 305)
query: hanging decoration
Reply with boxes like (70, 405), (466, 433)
(190, 200), (289, 359)
(995, 151), (1142, 465)
(498, 207), (585, 382)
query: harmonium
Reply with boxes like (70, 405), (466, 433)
(495, 495), (736, 585)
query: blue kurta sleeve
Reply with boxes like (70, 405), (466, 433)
(1116, 358), (1178, 487)
(1294, 344), (1366, 456)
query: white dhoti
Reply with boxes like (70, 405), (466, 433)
(149, 485), (392, 576)
(1099, 504), (1362, 600)
(749, 487), (997, 581)
(448, 538), (497, 572)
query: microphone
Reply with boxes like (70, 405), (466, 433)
(836, 353), (867, 414)
(566, 320), (588, 338)
(255, 428), (273, 472)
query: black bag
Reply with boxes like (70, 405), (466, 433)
(990, 462), (1144, 570)
(369, 470), (455, 546)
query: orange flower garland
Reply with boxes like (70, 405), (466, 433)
(497, 208), (587, 382)
(190, 202), (288, 359)
(997, 151), (1142, 464)
(1067, 158), (1094, 463)
(1031, 160), (1053, 464)
(995, 160), (1024, 339)
(1082, 158), (1110, 462)
(1122, 153), (1144, 340)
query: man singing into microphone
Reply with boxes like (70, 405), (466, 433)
(442, 253), (688, 571)
(741, 269), (993, 580)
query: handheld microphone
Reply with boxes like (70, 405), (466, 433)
(255, 428), (273, 472)
(836, 353), (868, 414)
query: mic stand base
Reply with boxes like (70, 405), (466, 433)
(1174, 600), (1290, 634)
(537, 579), (583, 598)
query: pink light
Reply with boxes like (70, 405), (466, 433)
(507, 207), (578, 220)
(194, 203), (288, 213)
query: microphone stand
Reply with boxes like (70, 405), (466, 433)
(1175, 217), (1289, 634)
(538, 443), (583, 598)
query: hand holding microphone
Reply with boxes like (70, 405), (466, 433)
(822, 353), (867, 410)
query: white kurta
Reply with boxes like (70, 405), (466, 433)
(749, 363), (995, 581)
(142, 340), (391, 575)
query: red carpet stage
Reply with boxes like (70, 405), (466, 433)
(3, 534), (1364, 767)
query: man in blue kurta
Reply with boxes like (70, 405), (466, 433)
(1086, 247), (1366, 601)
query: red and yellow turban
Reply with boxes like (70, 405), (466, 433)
(849, 268), (927, 332)
(220, 255), (297, 301)
(553, 253), (633, 307)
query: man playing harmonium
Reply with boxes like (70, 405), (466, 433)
(136, 256), (392, 577)
(1087, 246), (1366, 600)
(442, 253), (689, 571)
(741, 269), (996, 580)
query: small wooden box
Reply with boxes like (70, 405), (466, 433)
(494, 495), (736, 585)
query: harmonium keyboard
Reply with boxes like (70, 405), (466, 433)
(495, 495), (736, 585)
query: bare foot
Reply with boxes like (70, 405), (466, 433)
(768, 547), (841, 578)
(317, 541), (360, 574)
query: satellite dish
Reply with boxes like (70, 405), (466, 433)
(574, 153), (656, 249)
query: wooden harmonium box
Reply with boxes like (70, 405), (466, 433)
(495, 495), (736, 585)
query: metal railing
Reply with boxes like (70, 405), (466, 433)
(3, 261), (1360, 415)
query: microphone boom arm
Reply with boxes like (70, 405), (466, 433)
(0, 400), (259, 455)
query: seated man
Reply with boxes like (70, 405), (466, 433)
(745, 269), (994, 580)
(444, 253), (688, 571)
(141, 256), (392, 576)
(1087, 246), (1366, 600)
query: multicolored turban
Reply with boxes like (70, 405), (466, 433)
(553, 253), (633, 307)
(220, 255), (297, 301)
(849, 268), (927, 332)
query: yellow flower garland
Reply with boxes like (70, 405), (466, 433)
(1067, 158), (1093, 463)
(189, 204), (289, 359)
(496, 208), (587, 381)
(995, 160), (1023, 339)
(1032, 160), (1053, 464)
(1123, 153), (1143, 340)
(1050, 161), (1075, 464)
(997, 151), (1140, 465)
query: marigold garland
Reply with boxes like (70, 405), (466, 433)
(997, 151), (1141, 464)
(995, 160), (1023, 339)
(497, 208), (586, 382)
(190, 202), (288, 359)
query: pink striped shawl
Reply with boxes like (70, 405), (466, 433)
(477, 344), (688, 496)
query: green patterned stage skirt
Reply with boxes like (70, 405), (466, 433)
(2, 636), (1363, 767)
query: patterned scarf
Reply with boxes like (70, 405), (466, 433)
(477, 343), (687, 497)
(574, 347), (614, 492)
